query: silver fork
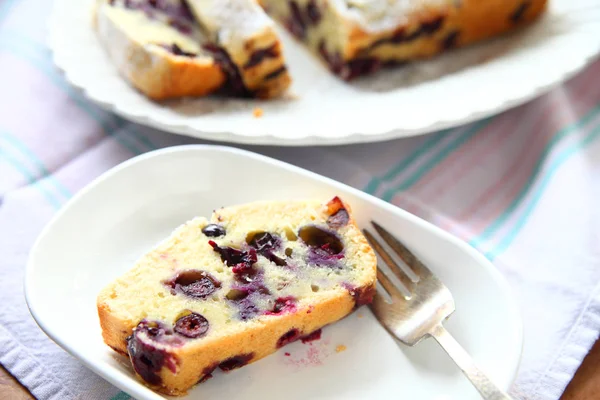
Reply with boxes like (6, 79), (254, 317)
(363, 222), (512, 400)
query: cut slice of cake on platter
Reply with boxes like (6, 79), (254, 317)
(94, 0), (291, 100)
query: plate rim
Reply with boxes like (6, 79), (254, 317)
(48, 0), (600, 146)
(24, 145), (524, 399)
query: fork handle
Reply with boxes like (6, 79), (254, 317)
(430, 324), (512, 400)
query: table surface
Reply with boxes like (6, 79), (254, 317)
(1, 339), (599, 399)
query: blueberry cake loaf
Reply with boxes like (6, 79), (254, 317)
(94, 0), (226, 100)
(259, 0), (548, 80)
(186, 0), (292, 98)
(97, 197), (377, 395)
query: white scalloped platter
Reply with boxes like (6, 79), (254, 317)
(50, 0), (600, 146)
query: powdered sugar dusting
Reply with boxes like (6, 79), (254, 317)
(187, 0), (273, 46)
(335, 0), (451, 32)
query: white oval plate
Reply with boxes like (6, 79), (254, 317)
(26, 146), (522, 400)
(49, 0), (600, 146)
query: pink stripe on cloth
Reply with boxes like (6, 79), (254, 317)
(449, 91), (570, 225)
(410, 105), (530, 201)
(388, 102), (538, 221)
(453, 122), (546, 227)
(390, 59), (599, 238)
(443, 70), (600, 234)
(407, 61), (591, 208)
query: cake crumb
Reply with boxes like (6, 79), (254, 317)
(253, 107), (264, 118)
(284, 352), (290, 356)
(336, 345), (347, 353)
(357, 313), (363, 318)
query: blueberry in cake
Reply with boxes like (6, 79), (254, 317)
(97, 197), (377, 395)
(258, 0), (549, 80)
(94, 0), (291, 100)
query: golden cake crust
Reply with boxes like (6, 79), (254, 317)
(99, 285), (373, 395)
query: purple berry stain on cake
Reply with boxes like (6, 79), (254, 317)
(164, 270), (221, 299)
(298, 226), (343, 253)
(243, 44), (279, 70)
(174, 313), (209, 338)
(326, 197), (350, 229)
(238, 299), (261, 320)
(264, 66), (288, 81)
(209, 241), (258, 274)
(202, 224), (226, 237)
(419, 16), (444, 35)
(326, 196), (350, 228)
(286, 1), (307, 39)
(126, 320), (183, 385)
(199, 363), (219, 383)
(327, 208), (349, 228)
(343, 283), (376, 309)
(267, 296), (297, 315)
(300, 329), (322, 344)
(234, 267), (260, 285)
(442, 30), (460, 50)
(120, 0), (195, 34)
(312, 15), (446, 80)
(317, 41), (382, 81)
(247, 231), (280, 253)
(369, 16), (444, 49)
(511, 1), (532, 23)
(306, 0), (322, 24)
(307, 244), (345, 268)
(285, 0), (322, 37)
(318, 41), (345, 76)
(203, 44), (252, 97)
(277, 328), (302, 348)
(247, 232), (287, 266)
(299, 226), (345, 267)
(218, 353), (255, 371)
(228, 269), (272, 320)
(158, 43), (196, 57)
(232, 267), (270, 295)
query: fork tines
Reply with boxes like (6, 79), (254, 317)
(363, 221), (432, 299)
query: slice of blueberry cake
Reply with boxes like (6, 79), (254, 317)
(97, 197), (377, 395)
(259, 0), (548, 80)
(186, 0), (291, 98)
(94, 0), (227, 100)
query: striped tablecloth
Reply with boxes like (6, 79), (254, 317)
(1, 0), (600, 399)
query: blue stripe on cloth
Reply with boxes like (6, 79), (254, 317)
(0, 147), (63, 208)
(470, 103), (600, 250)
(485, 120), (600, 260)
(110, 392), (131, 400)
(1, 132), (71, 200)
(363, 127), (454, 195)
(381, 118), (493, 201)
